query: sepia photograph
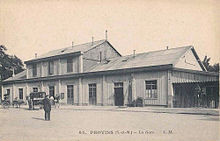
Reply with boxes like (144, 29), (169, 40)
(0, 0), (219, 141)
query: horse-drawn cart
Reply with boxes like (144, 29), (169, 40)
(28, 92), (46, 110)
(1, 94), (10, 108)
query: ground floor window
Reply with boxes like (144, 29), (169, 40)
(89, 83), (96, 105)
(67, 85), (74, 104)
(33, 87), (38, 92)
(49, 86), (55, 98)
(6, 89), (10, 95)
(145, 80), (157, 99)
(19, 88), (23, 99)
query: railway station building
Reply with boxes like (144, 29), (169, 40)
(1, 39), (219, 108)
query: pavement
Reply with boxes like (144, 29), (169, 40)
(60, 105), (220, 116)
(12, 104), (219, 116)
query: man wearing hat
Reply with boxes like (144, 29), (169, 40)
(43, 95), (51, 121)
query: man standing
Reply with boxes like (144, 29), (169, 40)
(43, 95), (51, 121)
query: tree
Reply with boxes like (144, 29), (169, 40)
(0, 45), (24, 80)
(202, 55), (219, 72)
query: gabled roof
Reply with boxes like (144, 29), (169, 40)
(3, 45), (208, 83)
(87, 46), (197, 72)
(25, 39), (107, 64)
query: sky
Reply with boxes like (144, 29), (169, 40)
(0, 0), (219, 65)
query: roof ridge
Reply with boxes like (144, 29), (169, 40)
(28, 39), (106, 62)
(120, 45), (193, 58)
(63, 39), (106, 49)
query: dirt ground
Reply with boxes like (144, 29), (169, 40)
(0, 107), (219, 141)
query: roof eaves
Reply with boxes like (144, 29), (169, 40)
(105, 40), (122, 56)
(173, 67), (219, 76)
(24, 51), (82, 64)
(172, 46), (193, 66)
(191, 47), (207, 71)
(2, 64), (173, 85)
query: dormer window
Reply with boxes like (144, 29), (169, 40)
(67, 58), (73, 72)
(32, 64), (37, 77)
(48, 61), (54, 75)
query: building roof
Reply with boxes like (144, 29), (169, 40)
(4, 70), (27, 81)
(25, 39), (107, 64)
(87, 46), (193, 72)
(3, 45), (211, 83)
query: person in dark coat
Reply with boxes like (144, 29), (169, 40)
(43, 95), (51, 121)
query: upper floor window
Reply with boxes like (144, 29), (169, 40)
(32, 64), (37, 77)
(48, 61), (54, 75)
(145, 80), (157, 99)
(67, 58), (73, 72)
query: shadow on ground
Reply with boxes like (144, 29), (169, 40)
(32, 117), (45, 121)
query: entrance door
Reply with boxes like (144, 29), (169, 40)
(89, 84), (97, 105)
(67, 85), (74, 105)
(114, 82), (124, 106)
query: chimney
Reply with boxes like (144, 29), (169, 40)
(105, 30), (108, 40)
(92, 36), (94, 46)
(35, 53), (37, 58)
(133, 50), (136, 58)
(72, 41), (74, 48)
(166, 46), (169, 50)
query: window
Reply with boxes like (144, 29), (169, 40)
(67, 85), (73, 98)
(67, 58), (73, 72)
(114, 82), (123, 88)
(89, 84), (97, 105)
(19, 88), (23, 99)
(33, 87), (38, 92)
(48, 61), (54, 75)
(6, 89), (10, 100)
(32, 64), (37, 77)
(67, 85), (74, 104)
(49, 86), (55, 98)
(61, 93), (64, 99)
(145, 80), (157, 99)
(6, 89), (10, 95)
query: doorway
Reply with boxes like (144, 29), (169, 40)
(49, 86), (54, 98)
(114, 82), (124, 106)
(67, 85), (74, 105)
